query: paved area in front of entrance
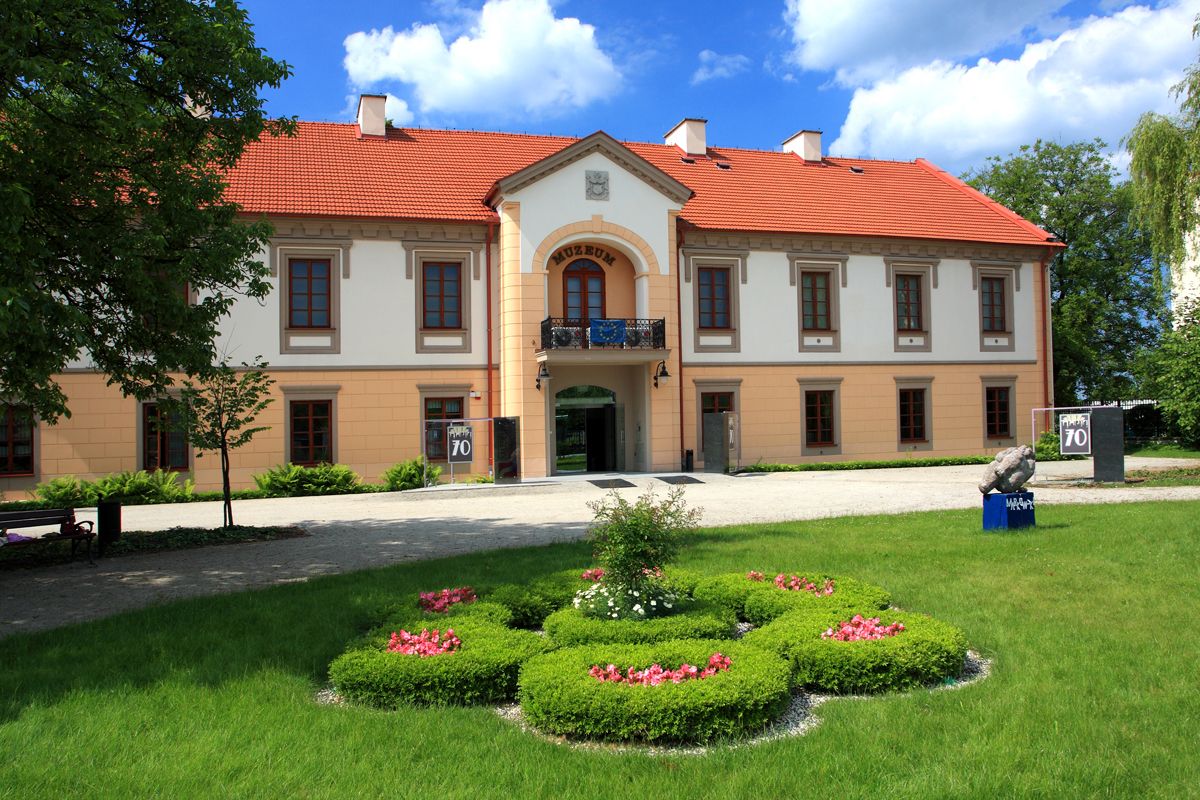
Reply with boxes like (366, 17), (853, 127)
(2, 457), (1197, 638)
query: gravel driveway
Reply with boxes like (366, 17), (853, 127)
(3, 457), (1197, 638)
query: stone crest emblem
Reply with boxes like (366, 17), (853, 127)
(585, 170), (609, 201)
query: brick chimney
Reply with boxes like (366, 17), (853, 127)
(664, 118), (707, 156)
(782, 130), (822, 162)
(357, 94), (387, 137)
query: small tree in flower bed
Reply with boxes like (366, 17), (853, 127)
(418, 587), (476, 613)
(821, 615), (905, 641)
(387, 628), (461, 657)
(589, 652), (731, 685)
(582, 487), (701, 620)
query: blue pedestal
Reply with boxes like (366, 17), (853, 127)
(982, 492), (1036, 530)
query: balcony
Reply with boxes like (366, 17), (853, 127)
(541, 317), (666, 350)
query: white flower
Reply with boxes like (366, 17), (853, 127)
(650, 600), (657, 606)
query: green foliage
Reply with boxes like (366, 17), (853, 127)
(253, 463), (362, 497)
(371, 600), (514, 630)
(739, 455), (993, 473)
(0, 0), (293, 421)
(517, 640), (792, 743)
(486, 569), (589, 628)
(329, 619), (548, 708)
(381, 457), (441, 491)
(1139, 303), (1200, 445)
(586, 487), (700, 591)
(1034, 430), (1085, 462)
(542, 604), (736, 646)
(32, 475), (97, 506)
(741, 576), (892, 626)
(965, 139), (1168, 403)
(742, 607), (968, 694)
(571, 581), (678, 620)
(693, 573), (774, 620)
(91, 469), (194, 504)
(0, 525), (302, 567)
(1127, 15), (1200, 265)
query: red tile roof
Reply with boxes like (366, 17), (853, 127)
(225, 122), (1057, 248)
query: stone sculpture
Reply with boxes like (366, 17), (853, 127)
(979, 444), (1036, 494)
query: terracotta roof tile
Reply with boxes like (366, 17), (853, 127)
(224, 122), (1056, 248)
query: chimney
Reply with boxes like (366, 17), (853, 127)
(357, 94), (387, 137)
(782, 129), (822, 162)
(664, 118), (707, 156)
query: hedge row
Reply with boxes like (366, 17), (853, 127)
(543, 602), (736, 646)
(693, 572), (892, 624)
(518, 640), (792, 743)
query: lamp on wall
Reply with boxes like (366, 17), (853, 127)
(653, 360), (670, 388)
(535, 362), (551, 391)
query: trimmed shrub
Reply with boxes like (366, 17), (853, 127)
(741, 574), (892, 625)
(372, 600), (514, 630)
(329, 618), (548, 707)
(661, 568), (704, 598)
(486, 569), (594, 628)
(742, 607), (968, 694)
(518, 639), (792, 742)
(543, 603), (736, 646)
(382, 457), (442, 491)
(253, 463), (361, 496)
(692, 573), (776, 620)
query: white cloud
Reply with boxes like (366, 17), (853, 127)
(785, 0), (1071, 85)
(384, 94), (415, 126)
(343, 0), (621, 117)
(828, 3), (1200, 171)
(691, 50), (751, 85)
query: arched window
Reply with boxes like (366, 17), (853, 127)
(563, 259), (606, 322)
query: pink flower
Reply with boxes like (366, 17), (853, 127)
(774, 574), (836, 596)
(746, 571), (765, 582)
(588, 652), (732, 685)
(418, 587), (476, 613)
(820, 615), (905, 641)
(386, 627), (462, 656)
(581, 568), (606, 582)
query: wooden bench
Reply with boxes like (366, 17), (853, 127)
(0, 509), (96, 564)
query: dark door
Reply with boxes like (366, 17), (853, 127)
(585, 405), (617, 471)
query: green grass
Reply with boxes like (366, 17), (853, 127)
(1126, 442), (1200, 458)
(0, 525), (304, 568)
(2, 502), (1198, 798)
(1123, 466), (1200, 487)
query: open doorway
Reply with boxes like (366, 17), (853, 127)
(554, 385), (618, 473)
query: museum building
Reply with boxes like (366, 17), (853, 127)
(0, 95), (1061, 495)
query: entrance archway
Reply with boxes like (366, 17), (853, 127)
(554, 385), (618, 473)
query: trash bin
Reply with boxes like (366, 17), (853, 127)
(684, 449), (694, 472)
(97, 499), (122, 556)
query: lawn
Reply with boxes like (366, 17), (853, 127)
(1, 501), (1197, 798)
(1125, 441), (1200, 458)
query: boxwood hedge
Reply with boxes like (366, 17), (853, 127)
(742, 607), (968, 694)
(329, 618), (549, 707)
(741, 575), (892, 625)
(518, 639), (792, 742)
(370, 599), (514, 629)
(543, 602), (737, 646)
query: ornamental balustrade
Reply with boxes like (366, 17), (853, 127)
(540, 317), (666, 350)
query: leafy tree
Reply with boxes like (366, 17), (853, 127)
(965, 140), (1169, 403)
(1139, 302), (1200, 444)
(0, 0), (292, 422)
(1126, 15), (1200, 266)
(168, 359), (273, 527)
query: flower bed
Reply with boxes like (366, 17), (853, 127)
(418, 586), (476, 613)
(543, 603), (736, 646)
(589, 652), (731, 684)
(742, 607), (967, 693)
(386, 628), (461, 657)
(329, 618), (549, 707)
(693, 571), (891, 623)
(518, 640), (791, 743)
(484, 569), (596, 628)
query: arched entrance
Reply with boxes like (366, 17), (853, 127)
(554, 385), (620, 473)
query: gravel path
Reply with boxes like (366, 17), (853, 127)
(3, 457), (1197, 638)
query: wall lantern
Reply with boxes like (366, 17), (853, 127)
(653, 360), (670, 388)
(535, 362), (551, 391)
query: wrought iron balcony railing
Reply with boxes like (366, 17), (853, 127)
(540, 317), (666, 350)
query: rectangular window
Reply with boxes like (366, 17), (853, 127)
(895, 273), (923, 331)
(981, 276), (1006, 332)
(290, 400), (332, 465)
(801, 271), (831, 331)
(985, 387), (1011, 439)
(288, 259), (332, 329)
(697, 267), (731, 329)
(142, 404), (188, 471)
(0, 406), (34, 476)
(700, 392), (734, 416)
(422, 262), (462, 329)
(424, 396), (464, 461)
(805, 390), (835, 447)
(898, 388), (927, 443)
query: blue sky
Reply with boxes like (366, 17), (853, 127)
(241, 0), (1200, 175)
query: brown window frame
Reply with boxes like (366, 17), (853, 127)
(981, 276), (1007, 333)
(563, 259), (606, 323)
(0, 405), (35, 477)
(895, 273), (923, 332)
(697, 266), (732, 330)
(289, 399), (333, 466)
(985, 386), (1012, 440)
(898, 388), (927, 443)
(142, 403), (189, 472)
(423, 396), (465, 462)
(700, 391), (734, 416)
(801, 270), (832, 331)
(287, 258), (333, 330)
(805, 390), (836, 448)
(422, 261), (463, 330)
